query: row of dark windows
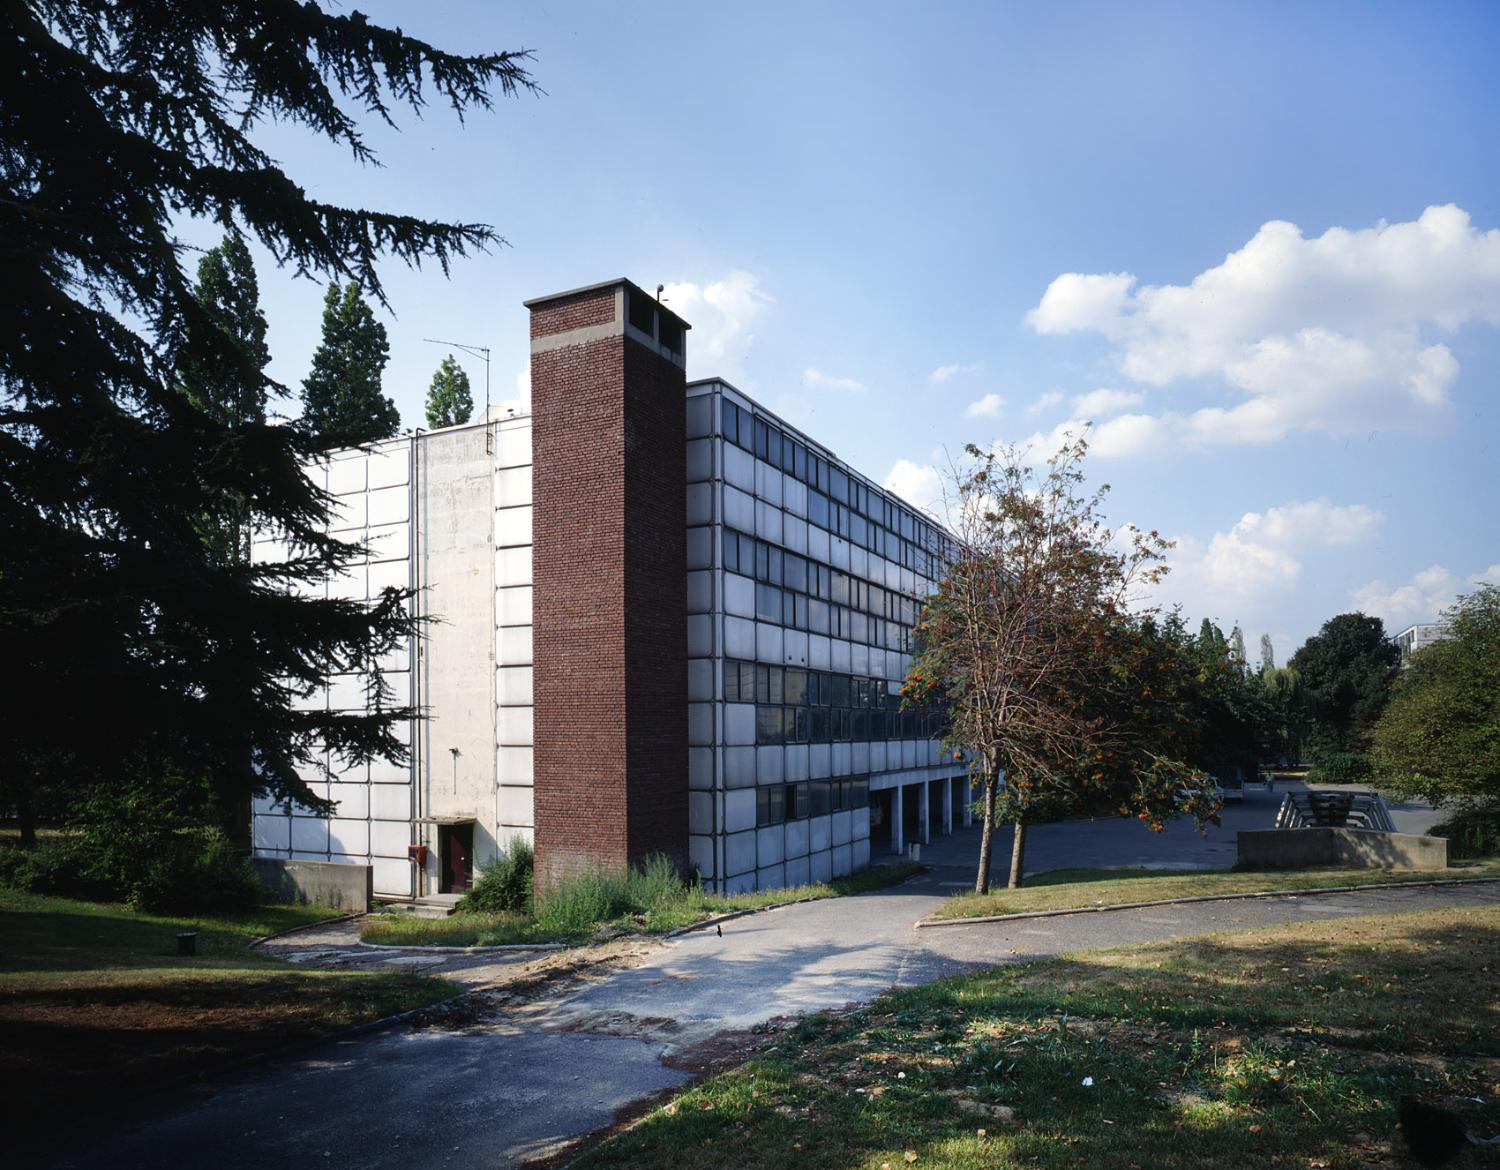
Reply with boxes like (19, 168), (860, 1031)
(725, 660), (944, 745)
(756, 776), (872, 827)
(723, 528), (921, 652)
(753, 704), (943, 745)
(718, 398), (955, 579)
(725, 660), (904, 709)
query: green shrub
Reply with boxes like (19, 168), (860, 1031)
(626, 853), (689, 910)
(534, 866), (633, 934)
(1430, 802), (1500, 860)
(1308, 750), (1375, 785)
(125, 832), (262, 914)
(459, 835), (534, 915)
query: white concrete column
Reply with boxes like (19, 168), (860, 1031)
(891, 785), (904, 855)
(919, 779), (930, 845)
(942, 776), (953, 835)
(961, 776), (974, 828)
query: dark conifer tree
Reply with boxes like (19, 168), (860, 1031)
(301, 281), (401, 448)
(0, 1), (536, 839)
(179, 232), (272, 562)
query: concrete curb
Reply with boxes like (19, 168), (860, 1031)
(249, 911), (364, 948)
(357, 940), (567, 954)
(664, 867), (933, 939)
(914, 874), (1500, 928)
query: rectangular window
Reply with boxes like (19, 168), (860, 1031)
(786, 782), (808, 820)
(793, 592), (809, 630)
(721, 398), (737, 445)
(757, 783), (785, 826)
(792, 441), (807, 482)
(811, 708), (829, 742)
(808, 597), (830, 635)
(756, 583), (781, 624)
(754, 417), (770, 462)
(755, 541), (769, 582)
(767, 547), (783, 585)
(756, 706), (782, 744)
(808, 490), (830, 531)
(809, 779), (832, 817)
(794, 707), (810, 743)
(831, 571), (850, 607)
(724, 662), (740, 702)
(830, 674), (850, 708)
(784, 553), (808, 594)
(830, 466), (849, 504)
(785, 668), (808, 705)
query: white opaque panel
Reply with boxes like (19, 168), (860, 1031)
(498, 624), (532, 666)
(806, 525), (830, 563)
(367, 485), (409, 527)
(497, 665), (533, 705)
(832, 742), (851, 774)
(689, 833), (716, 880)
(724, 870), (756, 895)
(685, 482), (714, 526)
(689, 790), (715, 835)
(785, 818), (810, 860)
(723, 572), (755, 619)
(724, 615), (756, 660)
(329, 819), (370, 855)
(851, 837), (872, 870)
(367, 522), (409, 563)
(497, 745), (533, 785)
(367, 446), (409, 489)
(723, 484), (755, 532)
(809, 849), (833, 884)
(809, 743), (831, 778)
(853, 805), (871, 839)
(755, 501), (782, 544)
(496, 545), (532, 587)
(368, 557), (410, 595)
(327, 456), (366, 496)
(689, 746), (714, 789)
(849, 546), (868, 579)
(782, 516), (808, 554)
(372, 857), (412, 898)
(808, 635), (831, 670)
(370, 754), (410, 784)
(686, 526), (713, 570)
(686, 395), (713, 439)
(495, 505), (531, 548)
(688, 702), (714, 746)
(723, 444), (755, 493)
(327, 674), (366, 712)
(832, 842), (852, 878)
(830, 638), (851, 674)
(371, 820), (411, 859)
(252, 814), (290, 851)
(851, 742), (870, 771)
(496, 785), (534, 827)
(496, 465), (531, 506)
(850, 642), (869, 677)
(869, 742), (888, 771)
(829, 536), (849, 570)
(291, 816), (330, 855)
(497, 706), (532, 746)
(723, 745), (756, 788)
(832, 809), (853, 847)
(724, 828), (757, 876)
(783, 628), (809, 666)
(495, 422), (531, 469)
(687, 658), (714, 701)
(685, 438), (713, 483)
(327, 564), (366, 601)
(756, 623), (783, 664)
(785, 744), (809, 781)
(328, 783), (369, 819)
(784, 855), (811, 887)
(328, 492), (367, 533)
(370, 785), (411, 820)
(757, 863), (786, 891)
(755, 461), (782, 507)
(687, 614), (714, 658)
(686, 569), (714, 614)
(723, 704), (756, 747)
(756, 745), (784, 784)
(498, 586), (532, 626)
(783, 476), (807, 518)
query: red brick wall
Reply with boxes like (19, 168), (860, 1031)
(530, 286), (687, 890)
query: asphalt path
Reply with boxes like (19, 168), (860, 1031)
(44, 794), (1485, 1170)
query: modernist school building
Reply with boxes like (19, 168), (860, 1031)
(251, 278), (971, 901)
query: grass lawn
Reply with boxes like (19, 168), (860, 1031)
(930, 860), (1500, 921)
(577, 904), (1500, 1169)
(0, 889), (456, 1136)
(360, 862), (928, 947)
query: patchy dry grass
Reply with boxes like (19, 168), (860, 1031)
(576, 906), (1500, 1169)
(932, 861), (1500, 921)
(361, 862), (927, 947)
(0, 889), (455, 1136)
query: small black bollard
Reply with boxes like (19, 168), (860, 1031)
(176, 930), (198, 957)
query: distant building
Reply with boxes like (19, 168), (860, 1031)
(250, 277), (968, 901)
(1394, 622), (1447, 663)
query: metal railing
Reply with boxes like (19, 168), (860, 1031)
(1274, 790), (1396, 832)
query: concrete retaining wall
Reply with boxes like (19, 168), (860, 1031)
(252, 857), (374, 912)
(1237, 828), (1448, 871)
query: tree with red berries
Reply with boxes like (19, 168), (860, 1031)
(904, 438), (1219, 892)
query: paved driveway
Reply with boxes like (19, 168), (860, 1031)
(44, 795), (1479, 1170)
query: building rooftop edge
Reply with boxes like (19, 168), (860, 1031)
(523, 277), (692, 330)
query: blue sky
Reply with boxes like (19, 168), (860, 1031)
(200, 0), (1500, 660)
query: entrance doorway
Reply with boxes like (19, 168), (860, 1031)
(438, 822), (473, 893)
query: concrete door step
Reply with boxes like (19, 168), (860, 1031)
(376, 894), (464, 919)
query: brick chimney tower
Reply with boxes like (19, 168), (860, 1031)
(526, 279), (691, 891)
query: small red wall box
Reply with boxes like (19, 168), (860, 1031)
(407, 845), (428, 865)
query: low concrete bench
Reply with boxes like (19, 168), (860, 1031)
(1237, 827), (1448, 871)
(251, 857), (373, 912)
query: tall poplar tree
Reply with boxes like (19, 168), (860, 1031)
(425, 354), (474, 429)
(178, 232), (272, 562)
(301, 282), (402, 448)
(0, 1), (536, 841)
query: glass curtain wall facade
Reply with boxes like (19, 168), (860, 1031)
(686, 379), (968, 893)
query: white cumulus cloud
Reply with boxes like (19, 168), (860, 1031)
(883, 458), (944, 516)
(1071, 388), (1146, 418)
(1025, 391), (1064, 416)
(1026, 205), (1500, 449)
(964, 392), (1005, 419)
(659, 271), (773, 381)
(1351, 562), (1500, 628)
(930, 361), (983, 384)
(803, 367), (867, 393)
